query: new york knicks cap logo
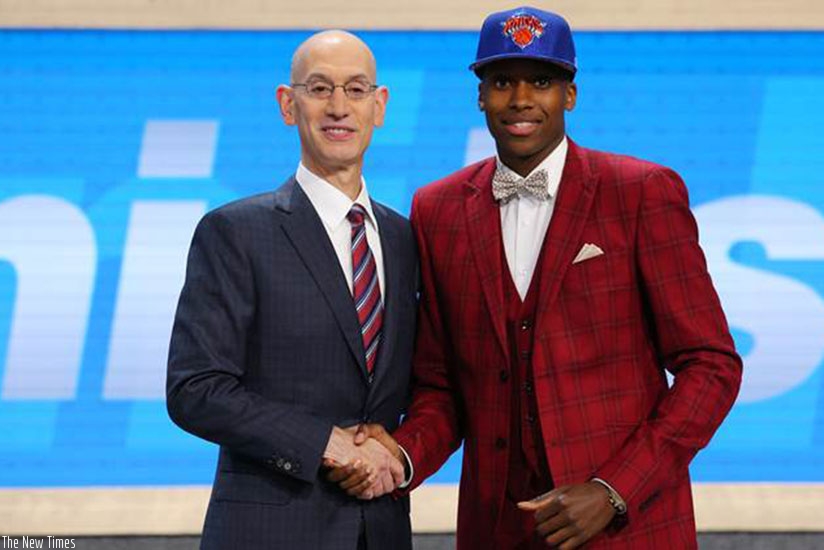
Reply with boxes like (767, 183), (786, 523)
(502, 13), (546, 49)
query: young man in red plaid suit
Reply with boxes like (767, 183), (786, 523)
(331, 7), (742, 549)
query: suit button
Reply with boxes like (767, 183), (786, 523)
(283, 461), (293, 472)
(495, 437), (507, 449)
(275, 458), (284, 468)
(499, 370), (509, 382)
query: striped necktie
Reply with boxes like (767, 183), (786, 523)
(347, 203), (383, 376)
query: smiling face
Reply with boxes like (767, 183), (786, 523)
(276, 31), (387, 180)
(478, 58), (576, 176)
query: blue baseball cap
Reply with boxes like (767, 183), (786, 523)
(469, 6), (577, 78)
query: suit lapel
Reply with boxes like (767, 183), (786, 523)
(463, 159), (509, 360)
(368, 201), (401, 391)
(535, 141), (599, 317)
(275, 179), (369, 379)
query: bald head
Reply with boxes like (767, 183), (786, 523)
(290, 30), (377, 83)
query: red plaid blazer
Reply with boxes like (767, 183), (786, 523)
(394, 141), (742, 549)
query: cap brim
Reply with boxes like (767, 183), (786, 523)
(469, 53), (576, 77)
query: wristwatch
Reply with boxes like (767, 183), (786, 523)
(591, 478), (627, 515)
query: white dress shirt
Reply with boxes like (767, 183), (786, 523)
(498, 137), (568, 299)
(295, 163), (385, 297)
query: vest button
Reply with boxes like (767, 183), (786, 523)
(495, 437), (507, 449)
(499, 370), (509, 382)
(520, 319), (532, 330)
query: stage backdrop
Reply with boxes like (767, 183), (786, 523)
(1, 30), (824, 489)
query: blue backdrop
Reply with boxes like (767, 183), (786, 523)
(1, 30), (823, 486)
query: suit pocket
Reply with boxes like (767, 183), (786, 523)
(212, 470), (293, 506)
(563, 248), (630, 295)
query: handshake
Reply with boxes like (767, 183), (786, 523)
(322, 424), (405, 500)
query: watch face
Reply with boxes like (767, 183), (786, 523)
(608, 491), (627, 514)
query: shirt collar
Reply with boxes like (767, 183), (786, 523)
(295, 163), (378, 232)
(495, 136), (568, 199)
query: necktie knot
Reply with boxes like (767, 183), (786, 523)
(492, 168), (550, 203)
(347, 203), (367, 226)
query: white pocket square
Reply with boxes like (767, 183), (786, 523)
(572, 243), (604, 264)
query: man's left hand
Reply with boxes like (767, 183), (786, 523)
(517, 482), (616, 549)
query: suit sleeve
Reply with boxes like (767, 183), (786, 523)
(593, 167), (742, 516)
(166, 210), (332, 483)
(393, 193), (464, 489)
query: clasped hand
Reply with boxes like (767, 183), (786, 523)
(322, 425), (404, 500)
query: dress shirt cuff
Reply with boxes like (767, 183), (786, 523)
(397, 444), (414, 489)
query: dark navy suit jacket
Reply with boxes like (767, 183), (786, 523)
(167, 178), (417, 549)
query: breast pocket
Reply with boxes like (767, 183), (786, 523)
(562, 248), (632, 296)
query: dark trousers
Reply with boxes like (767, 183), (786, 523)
(358, 521), (367, 550)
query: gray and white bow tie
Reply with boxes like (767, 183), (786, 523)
(491, 169), (550, 202)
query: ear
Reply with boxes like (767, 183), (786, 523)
(564, 82), (577, 112)
(477, 82), (485, 111)
(276, 84), (297, 126)
(372, 85), (389, 127)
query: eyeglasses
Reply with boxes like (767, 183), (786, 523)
(291, 79), (379, 101)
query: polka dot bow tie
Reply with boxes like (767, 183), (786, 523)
(491, 168), (550, 203)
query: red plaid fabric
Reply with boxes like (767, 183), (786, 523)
(348, 204), (383, 375)
(394, 141), (742, 550)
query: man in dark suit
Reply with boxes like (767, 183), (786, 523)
(340, 7), (742, 549)
(166, 30), (417, 550)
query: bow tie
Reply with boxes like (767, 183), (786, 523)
(491, 168), (550, 202)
